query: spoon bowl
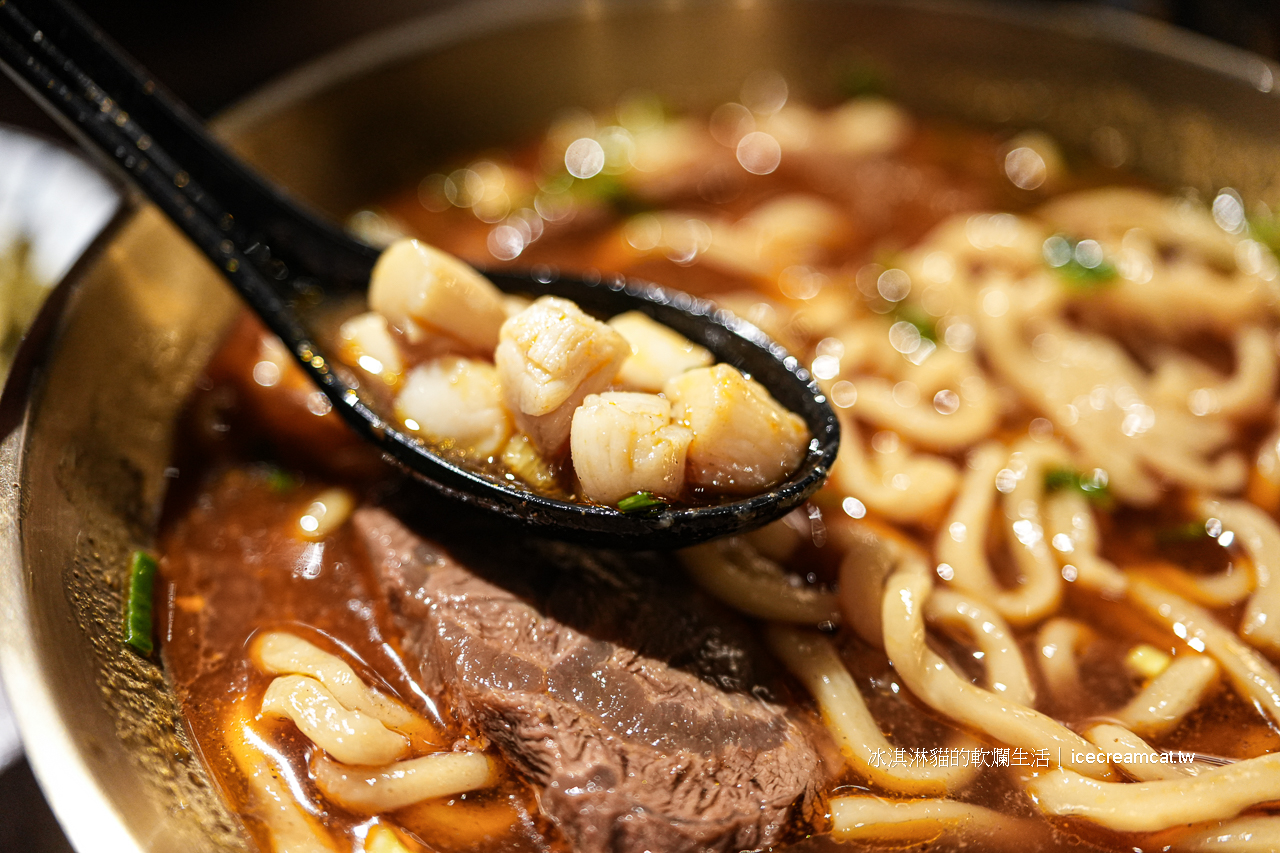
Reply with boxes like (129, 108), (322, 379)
(0, 0), (838, 548)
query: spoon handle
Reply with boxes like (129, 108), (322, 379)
(0, 0), (375, 422)
(0, 0), (285, 311)
(0, 0), (376, 287)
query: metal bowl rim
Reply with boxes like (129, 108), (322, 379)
(2, 1), (1278, 850)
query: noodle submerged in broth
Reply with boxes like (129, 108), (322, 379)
(158, 87), (1280, 853)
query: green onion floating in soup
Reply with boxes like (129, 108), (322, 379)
(123, 550), (158, 655)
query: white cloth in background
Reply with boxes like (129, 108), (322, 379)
(0, 126), (118, 283)
(0, 125), (120, 775)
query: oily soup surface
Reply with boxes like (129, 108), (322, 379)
(159, 91), (1280, 853)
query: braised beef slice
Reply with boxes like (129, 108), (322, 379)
(354, 507), (818, 853)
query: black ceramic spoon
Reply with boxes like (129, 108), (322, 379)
(0, 0), (839, 548)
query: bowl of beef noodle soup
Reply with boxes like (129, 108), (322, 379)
(5, 1), (1280, 851)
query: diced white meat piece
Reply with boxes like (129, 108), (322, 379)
(695, 196), (844, 278)
(395, 357), (512, 459)
(337, 311), (404, 380)
(500, 433), (558, 491)
(570, 392), (693, 504)
(664, 365), (809, 493)
(741, 195), (845, 266)
(368, 238), (507, 351)
(758, 104), (822, 153)
(608, 311), (713, 392)
(821, 97), (911, 156)
(622, 119), (721, 198)
(346, 208), (408, 248)
(495, 296), (630, 456)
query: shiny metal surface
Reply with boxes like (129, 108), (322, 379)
(2, 1), (1280, 851)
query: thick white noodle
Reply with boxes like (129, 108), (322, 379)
(1088, 260), (1272, 339)
(1114, 654), (1221, 738)
(829, 413), (959, 523)
(295, 488), (356, 541)
(810, 185), (1280, 847)
(829, 795), (1044, 848)
(836, 526), (899, 648)
(936, 442), (1006, 597)
(843, 347), (999, 451)
(828, 317), (902, 379)
(935, 440), (1065, 625)
(1128, 577), (1280, 727)
(313, 752), (495, 814)
(1180, 566), (1255, 609)
(880, 555), (1114, 778)
(926, 589), (1035, 706)
(911, 211), (1045, 278)
(1036, 618), (1094, 706)
(744, 515), (803, 562)
(1255, 420), (1280, 500)
(261, 675), (408, 766)
(1037, 189), (1277, 334)
(1037, 188), (1236, 267)
(840, 524), (1034, 705)
(768, 625), (979, 795)
(1199, 497), (1280, 656)
(679, 537), (840, 624)
(1042, 490), (1128, 597)
(902, 190), (1270, 518)
(1150, 326), (1276, 420)
(998, 440), (1070, 623)
(254, 632), (415, 728)
(1144, 560), (1255, 609)
(227, 706), (336, 853)
(1082, 723), (1196, 781)
(978, 278), (1246, 505)
(1175, 816), (1280, 852)
(1026, 753), (1280, 832)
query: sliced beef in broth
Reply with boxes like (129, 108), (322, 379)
(355, 507), (819, 853)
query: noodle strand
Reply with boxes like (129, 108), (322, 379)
(880, 554), (1114, 779)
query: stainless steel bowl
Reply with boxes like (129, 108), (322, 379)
(2, 2), (1279, 850)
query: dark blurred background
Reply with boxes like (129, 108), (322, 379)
(1, 0), (1280, 850)
(3, 0), (1280, 138)
(0, 0), (454, 137)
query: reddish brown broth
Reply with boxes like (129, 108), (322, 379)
(157, 108), (1279, 853)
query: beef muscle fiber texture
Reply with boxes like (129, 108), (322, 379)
(355, 507), (819, 853)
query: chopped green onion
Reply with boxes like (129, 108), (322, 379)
(1043, 468), (1078, 493)
(891, 305), (938, 342)
(1057, 258), (1118, 288)
(618, 491), (665, 513)
(570, 173), (647, 215)
(1043, 467), (1112, 506)
(1043, 234), (1117, 290)
(124, 551), (158, 656)
(264, 465), (299, 493)
(837, 61), (888, 98)
(1250, 215), (1280, 255)
(1155, 522), (1209, 546)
